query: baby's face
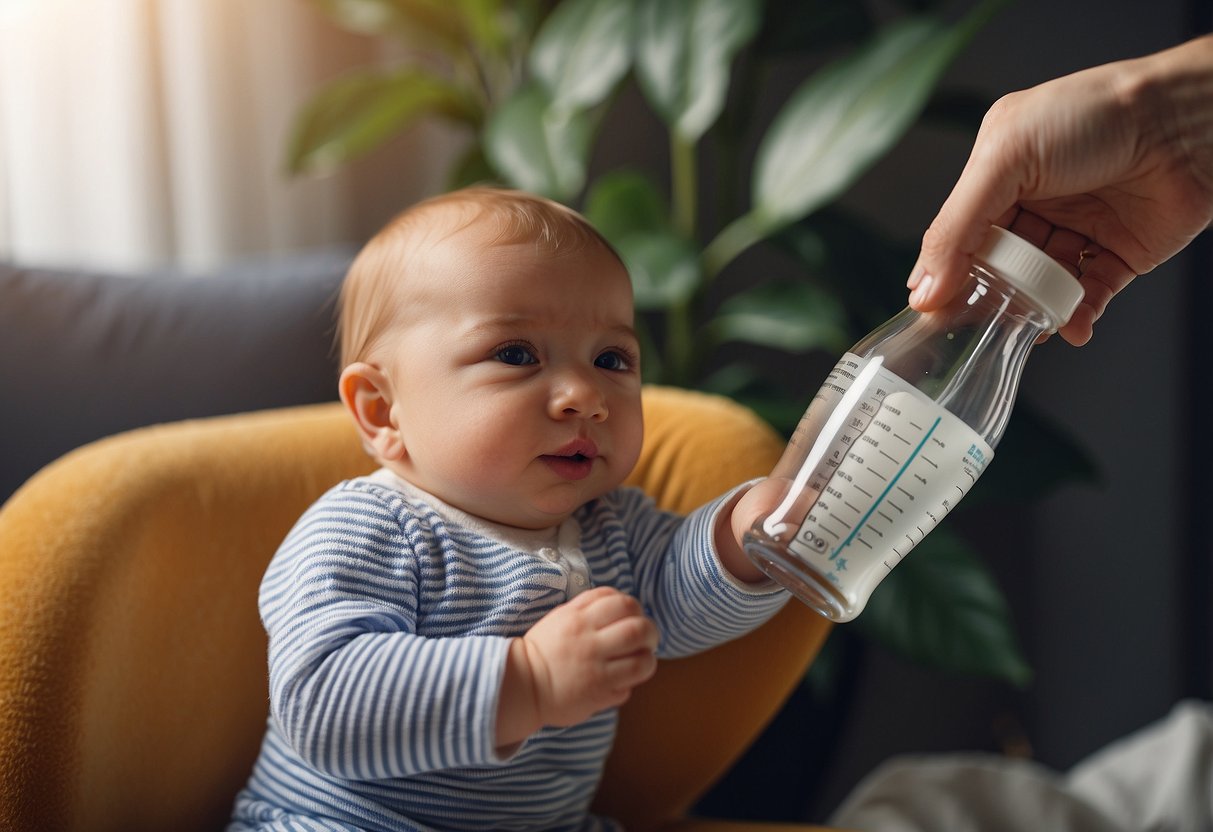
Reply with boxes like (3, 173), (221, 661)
(378, 229), (642, 529)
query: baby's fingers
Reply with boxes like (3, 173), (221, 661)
(580, 587), (646, 629)
(598, 613), (659, 656)
(604, 648), (658, 691)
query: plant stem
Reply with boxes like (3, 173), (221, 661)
(702, 213), (765, 280)
(665, 299), (695, 387)
(671, 134), (697, 240)
(668, 133), (700, 386)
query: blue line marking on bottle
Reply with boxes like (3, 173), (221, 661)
(829, 415), (942, 560)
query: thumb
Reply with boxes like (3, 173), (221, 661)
(730, 478), (792, 546)
(909, 129), (1024, 310)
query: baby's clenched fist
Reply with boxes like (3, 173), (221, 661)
(507, 587), (658, 740)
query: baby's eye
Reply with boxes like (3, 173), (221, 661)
(495, 344), (538, 366)
(594, 350), (633, 372)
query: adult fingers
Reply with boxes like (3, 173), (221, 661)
(1038, 225), (1089, 278)
(1001, 209), (1137, 346)
(909, 105), (1027, 309)
(1059, 247), (1137, 346)
(910, 200), (1008, 311)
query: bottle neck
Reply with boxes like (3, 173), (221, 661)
(940, 271), (1049, 445)
(853, 267), (1054, 447)
(958, 264), (1062, 334)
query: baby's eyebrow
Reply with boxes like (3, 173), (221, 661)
(462, 317), (638, 341)
(459, 316), (532, 338)
(609, 323), (640, 343)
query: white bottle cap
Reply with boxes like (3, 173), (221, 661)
(974, 225), (1084, 326)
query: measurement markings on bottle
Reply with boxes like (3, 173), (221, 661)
(828, 413), (941, 559)
(788, 382), (994, 577)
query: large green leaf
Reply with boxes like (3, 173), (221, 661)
(704, 1), (999, 268)
(484, 83), (596, 199)
(614, 230), (701, 310)
(310, 0), (473, 51)
(529, 0), (635, 113)
(583, 171), (671, 248)
(708, 279), (850, 354)
(634, 0), (761, 141)
(308, 0), (417, 36)
(287, 69), (477, 175)
(310, 0), (544, 64)
(855, 525), (1032, 686)
(751, 4), (999, 228)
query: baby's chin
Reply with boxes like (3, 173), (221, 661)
(502, 485), (619, 531)
(500, 503), (583, 531)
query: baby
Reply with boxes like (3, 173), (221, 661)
(229, 187), (787, 831)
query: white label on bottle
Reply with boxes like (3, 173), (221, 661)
(786, 356), (992, 598)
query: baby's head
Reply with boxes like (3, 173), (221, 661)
(337, 187), (643, 530)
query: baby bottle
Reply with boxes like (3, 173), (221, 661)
(743, 225), (1083, 622)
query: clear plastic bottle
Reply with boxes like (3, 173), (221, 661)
(743, 225), (1083, 622)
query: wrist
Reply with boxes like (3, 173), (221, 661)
(1127, 36), (1213, 194)
(496, 638), (543, 751)
(716, 485), (767, 584)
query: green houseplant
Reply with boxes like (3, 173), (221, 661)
(289, 0), (1096, 693)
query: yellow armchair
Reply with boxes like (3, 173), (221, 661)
(0, 387), (834, 831)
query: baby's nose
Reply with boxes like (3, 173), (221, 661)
(550, 370), (608, 421)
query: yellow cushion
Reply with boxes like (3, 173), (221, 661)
(0, 388), (832, 831)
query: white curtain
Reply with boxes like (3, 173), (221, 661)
(0, 0), (456, 273)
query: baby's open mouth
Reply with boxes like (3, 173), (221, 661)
(540, 452), (593, 465)
(541, 441), (598, 481)
(546, 438), (599, 461)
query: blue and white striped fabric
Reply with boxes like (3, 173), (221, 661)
(229, 476), (787, 831)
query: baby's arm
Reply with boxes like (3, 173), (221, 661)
(496, 586), (658, 751)
(713, 478), (789, 584)
(616, 486), (787, 659)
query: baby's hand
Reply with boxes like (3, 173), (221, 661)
(713, 477), (791, 584)
(729, 478), (789, 549)
(515, 587), (658, 731)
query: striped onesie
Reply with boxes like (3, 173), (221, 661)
(229, 470), (787, 831)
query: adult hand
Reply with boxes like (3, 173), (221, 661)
(908, 35), (1213, 346)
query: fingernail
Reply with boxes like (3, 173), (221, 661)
(906, 265), (924, 290)
(908, 273), (934, 307)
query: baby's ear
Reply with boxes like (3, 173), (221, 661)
(338, 363), (406, 462)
